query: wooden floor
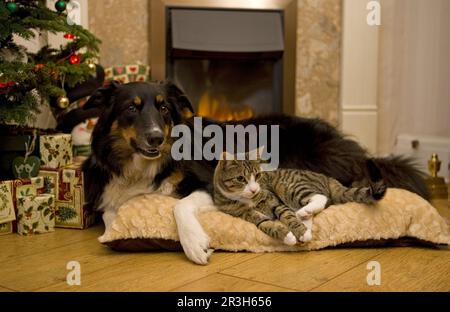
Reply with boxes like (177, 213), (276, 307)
(0, 199), (449, 292)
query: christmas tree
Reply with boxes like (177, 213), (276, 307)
(0, 0), (100, 126)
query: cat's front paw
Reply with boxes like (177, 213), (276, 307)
(298, 218), (313, 242)
(299, 229), (312, 242)
(283, 232), (297, 246)
(296, 208), (312, 219)
(291, 223), (308, 241)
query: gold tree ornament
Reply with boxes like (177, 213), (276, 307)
(57, 96), (69, 109)
(57, 73), (69, 109)
(87, 59), (96, 71)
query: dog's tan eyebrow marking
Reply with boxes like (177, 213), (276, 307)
(155, 94), (164, 103)
(133, 96), (142, 106)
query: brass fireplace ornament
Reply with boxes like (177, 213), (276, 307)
(426, 153), (448, 199)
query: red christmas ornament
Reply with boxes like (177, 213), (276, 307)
(69, 54), (81, 65)
(0, 81), (14, 89)
(34, 63), (45, 71)
(64, 33), (75, 40)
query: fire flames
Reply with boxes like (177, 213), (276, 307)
(197, 91), (254, 121)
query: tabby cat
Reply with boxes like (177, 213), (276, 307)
(213, 152), (387, 245)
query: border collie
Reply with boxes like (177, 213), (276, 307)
(83, 81), (428, 264)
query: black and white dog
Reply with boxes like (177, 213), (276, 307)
(82, 81), (428, 264)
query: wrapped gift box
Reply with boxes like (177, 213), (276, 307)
(39, 162), (95, 229)
(10, 176), (57, 214)
(1, 160), (95, 231)
(11, 176), (57, 199)
(73, 145), (91, 157)
(104, 64), (150, 84)
(40, 134), (73, 169)
(0, 222), (13, 235)
(1, 176), (57, 233)
(0, 181), (16, 224)
(17, 194), (55, 235)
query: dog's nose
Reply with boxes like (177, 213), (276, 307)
(145, 130), (164, 148)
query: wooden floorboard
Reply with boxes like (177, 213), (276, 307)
(313, 247), (450, 291)
(0, 197), (448, 291)
(219, 249), (386, 291)
(0, 233), (135, 291)
(171, 273), (294, 292)
(0, 286), (14, 292)
(0, 225), (104, 263)
(38, 252), (262, 292)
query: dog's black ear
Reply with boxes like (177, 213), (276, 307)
(83, 80), (120, 110)
(164, 81), (194, 118)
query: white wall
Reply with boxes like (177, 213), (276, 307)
(340, 0), (380, 154)
(377, 0), (450, 155)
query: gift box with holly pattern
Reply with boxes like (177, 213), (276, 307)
(16, 194), (55, 235)
(10, 176), (57, 200)
(40, 134), (73, 169)
(39, 161), (95, 229)
(0, 180), (16, 225)
(104, 64), (150, 84)
(0, 175), (57, 233)
(0, 221), (13, 235)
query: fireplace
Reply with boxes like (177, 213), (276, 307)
(151, 0), (298, 120)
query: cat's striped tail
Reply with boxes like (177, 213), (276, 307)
(330, 179), (387, 205)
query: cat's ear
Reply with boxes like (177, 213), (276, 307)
(220, 151), (235, 160)
(248, 146), (265, 161)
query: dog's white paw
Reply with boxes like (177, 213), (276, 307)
(179, 230), (213, 265)
(173, 190), (217, 265)
(283, 232), (297, 246)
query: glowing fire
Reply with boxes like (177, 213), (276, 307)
(197, 91), (254, 121)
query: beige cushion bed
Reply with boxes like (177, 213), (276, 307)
(98, 188), (450, 252)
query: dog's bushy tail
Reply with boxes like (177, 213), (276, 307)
(372, 156), (430, 200)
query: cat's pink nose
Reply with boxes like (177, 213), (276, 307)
(249, 185), (259, 193)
